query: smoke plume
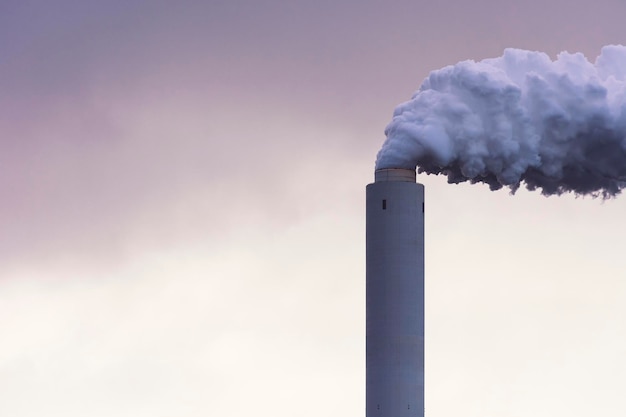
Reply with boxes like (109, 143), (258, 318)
(377, 45), (626, 197)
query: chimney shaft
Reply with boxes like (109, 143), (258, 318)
(366, 169), (424, 417)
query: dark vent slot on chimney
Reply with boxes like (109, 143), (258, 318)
(382, 200), (387, 210)
(422, 202), (424, 213)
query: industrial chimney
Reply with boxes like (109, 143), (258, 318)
(366, 168), (424, 417)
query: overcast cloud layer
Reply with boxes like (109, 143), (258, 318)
(2, 1), (626, 417)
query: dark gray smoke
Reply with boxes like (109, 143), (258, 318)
(377, 45), (626, 197)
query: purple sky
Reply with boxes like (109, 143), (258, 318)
(2, 1), (626, 416)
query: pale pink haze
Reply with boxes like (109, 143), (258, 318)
(1, 1), (626, 417)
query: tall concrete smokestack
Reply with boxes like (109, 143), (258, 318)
(366, 168), (424, 417)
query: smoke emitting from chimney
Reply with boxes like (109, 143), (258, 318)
(377, 45), (626, 198)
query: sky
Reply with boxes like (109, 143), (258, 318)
(1, 1), (626, 416)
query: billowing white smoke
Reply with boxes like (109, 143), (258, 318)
(378, 45), (626, 197)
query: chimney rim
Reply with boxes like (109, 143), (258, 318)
(375, 168), (416, 182)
